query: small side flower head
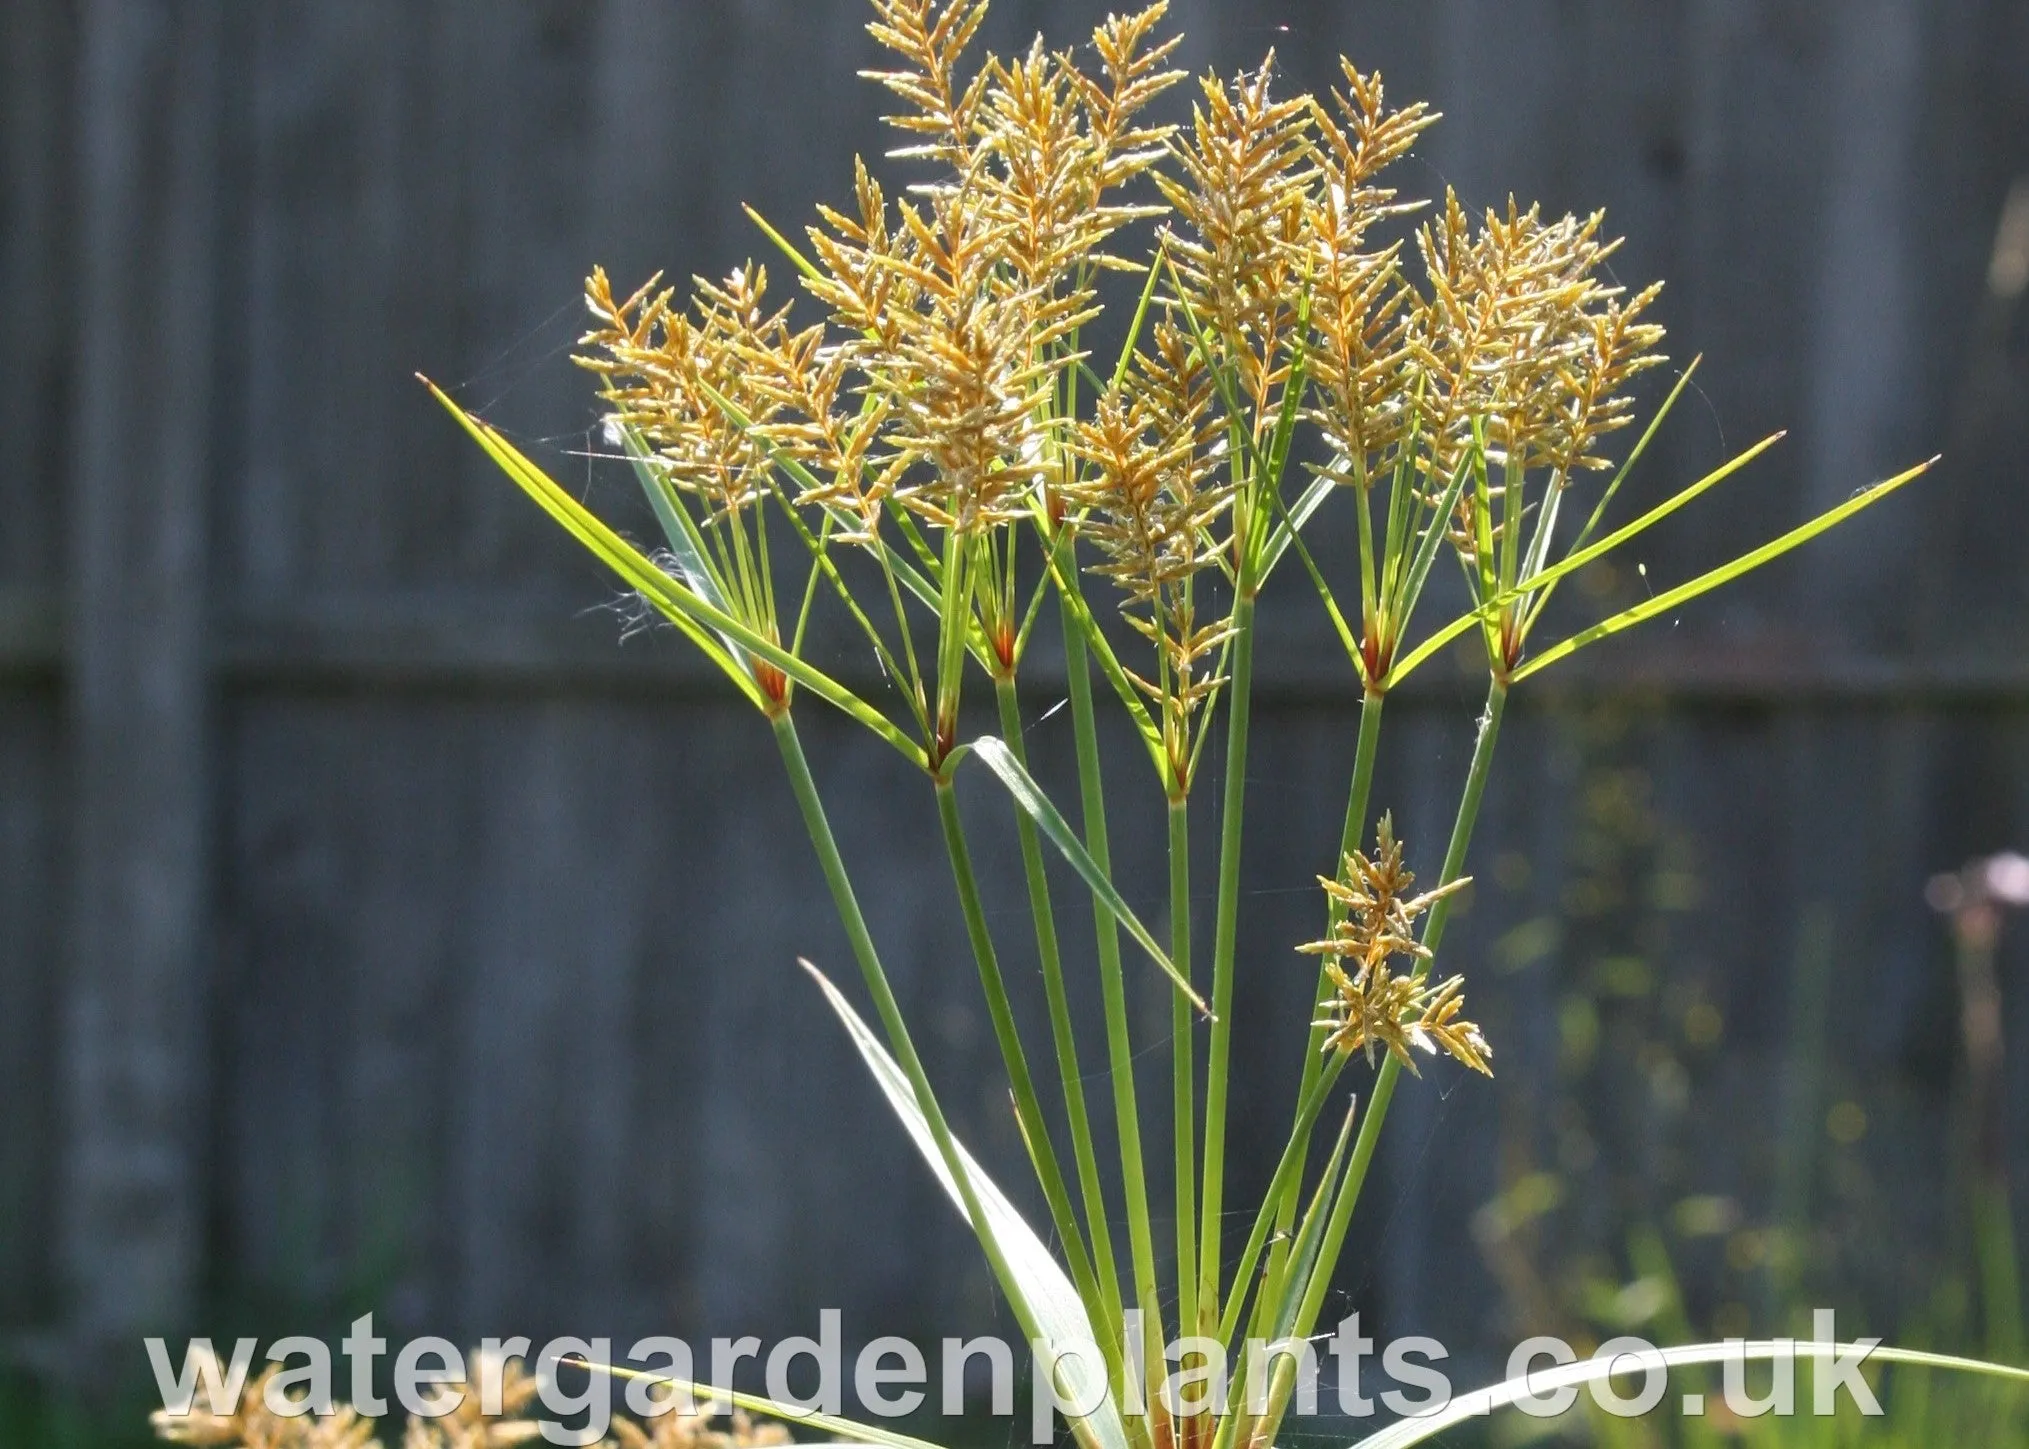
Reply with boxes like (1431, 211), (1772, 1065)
(1299, 814), (1491, 1076)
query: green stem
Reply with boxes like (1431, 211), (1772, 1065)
(1061, 590), (1165, 1365)
(1198, 592), (1255, 1334)
(1263, 678), (1508, 1444)
(1216, 1053), (1347, 1349)
(933, 774), (1108, 1332)
(1168, 795), (1199, 1341)
(771, 714), (1042, 1344)
(1269, 687), (1386, 1277)
(1975, 1178), (2026, 1360)
(933, 527), (969, 759)
(994, 674), (1126, 1352)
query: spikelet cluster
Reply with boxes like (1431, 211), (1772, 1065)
(1155, 59), (1316, 403)
(1299, 816), (1491, 1076)
(1409, 194), (1667, 554)
(151, 1368), (383, 1449)
(1300, 64), (1436, 482)
(574, 0), (1670, 755)
(396, 1351), (542, 1449)
(580, 1), (1185, 542)
(580, 265), (799, 523)
(613, 1408), (791, 1449)
(152, 1354), (796, 1449)
(1067, 317), (1232, 781)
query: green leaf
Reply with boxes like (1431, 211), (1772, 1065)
(1161, 256), (1271, 484)
(964, 736), (1210, 1017)
(1217, 1059), (1345, 1347)
(581, 1358), (952, 1449)
(1513, 455), (1935, 682)
(803, 961), (1130, 1449)
(1345, 1340), (2029, 1449)
(1261, 1097), (1359, 1345)
(1384, 445), (1476, 649)
(1565, 355), (1702, 560)
(1111, 246), (1167, 392)
(1277, 500), (1363, 667)
(425, 377), (763, 706)
(1259, 472), (1336, 580)
(743, 202), (825, 285)
(425, 379), (927, 766)
(1385, 429), (1788, 687)
(611, 424), (757, 670)
(691, 379), (953, 661)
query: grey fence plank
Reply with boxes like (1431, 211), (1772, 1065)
(0, 696), (64, 1334)
(0, 0), (75, 592)
(60, 0), (222, 1359)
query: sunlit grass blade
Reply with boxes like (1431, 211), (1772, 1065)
(1162, 256), (1269, 481)
(1259, 1095), (1360, 1347)
(1112, 246), (1166, 392)
(579, 1358), (952, 1449)
(1262, 326), (1312, 500)
(1512, 455), (1936, 682)
(1048, 558), (1167, 778)
(425, 378), (926, 766)
(742, 201), (825, 285)
(1211, 1095), (1360, 1449)
(1385, 429), (1788, 687)
(696, 378), (950, 639)
(699, 380), (949, 629)
(425, 377), (761, 705)
(1383, 444), (1476, 653)
(1345, 1340), (2029, 1449)
(1566, 355), (1702, 560)
(775, 494), (923, 725)
(1013, 558), (1055, 661)
(1275, 496), (1363, 669)
(1260, 472), (1336, 580)
(617, 420), (916, 713)
(848, 518), (943, 614)
(803, 960), (1129, 1449)
(992, 679), (1125, 1352)
(1060, 581), (1165, 1367)
(612, 423), (738, 614)
(964, 736), (1210, 1016)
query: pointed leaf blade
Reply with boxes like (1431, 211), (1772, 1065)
(1385, 430), (1787, 687)
(581, 1359), (951, 1449)
(1347, 1340), (2029, 1449)
(424, 379), (927, 766)
(1513, 456), (1935, 682)
(804, 963), (1129, 1449)
(966, 736), (1209, 1016)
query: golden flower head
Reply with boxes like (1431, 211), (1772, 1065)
(1155, 55), (1317, 399)
(395, 1349), (544, 1449)
(612, 1404), (795, 1449)
(1067, 318), (1234, 786)
(577, 263), (792, 523)
(1408, 193), (1667, 558)
(1300, 63), (1437, 481)
(152, 1365), (385, 1449)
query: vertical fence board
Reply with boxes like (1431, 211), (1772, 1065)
(60, 0), (221, 1360)
(0, 699), (63, 1332)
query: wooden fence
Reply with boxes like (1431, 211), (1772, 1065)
(4, 0), (2028, 1396)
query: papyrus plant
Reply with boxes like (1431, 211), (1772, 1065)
(422, 1), (2017, 1442)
